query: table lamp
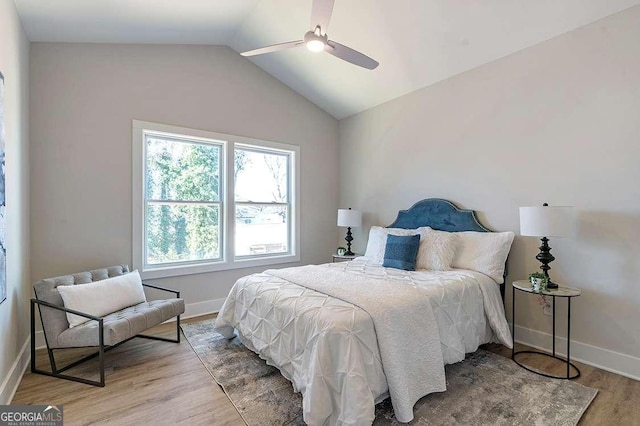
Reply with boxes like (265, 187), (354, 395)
(337, 208), (362, 256)
(519, 203), (574, 288)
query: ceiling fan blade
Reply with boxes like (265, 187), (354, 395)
(241, 40), (305, 57)
(326, 40), (379, 70)
(311, 0), (335, 34)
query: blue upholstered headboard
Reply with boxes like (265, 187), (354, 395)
(388, 198), (491, 233)
(387, 198), (507, 301)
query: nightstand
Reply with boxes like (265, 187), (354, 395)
(332, 254), (360, 263)
(511, 280), (582, 379)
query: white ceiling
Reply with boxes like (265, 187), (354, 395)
(14, 0), (640, 119)
(14, 0), (262, 44)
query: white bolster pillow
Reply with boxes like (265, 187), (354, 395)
(57, 270), (147, 328)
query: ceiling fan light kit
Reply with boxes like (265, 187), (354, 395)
(304, 27), (327, 52)
(241, 0), (379, 70)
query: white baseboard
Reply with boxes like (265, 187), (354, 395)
(0, 338), (30, 404)
(180, 297), (226, 320)
(513, 324), (640, 381)
(33, 298), (227, 349)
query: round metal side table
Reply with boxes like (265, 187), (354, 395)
(512, 280), (581, 379)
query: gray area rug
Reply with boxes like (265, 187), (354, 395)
(182, 320), (597, 425)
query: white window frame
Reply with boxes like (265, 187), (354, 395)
(132, 120), (300, 279)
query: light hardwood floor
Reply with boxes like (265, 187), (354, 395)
(13, 315), (243, 426)
(12, 316), (640, 425)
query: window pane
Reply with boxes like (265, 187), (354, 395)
(146, 136), (220, 202)
(234, 149), (288, 203)
(146, 203), (220, 264)
(235, 205), (288, 256)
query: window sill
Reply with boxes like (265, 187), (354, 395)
(139, 253), (301, 280)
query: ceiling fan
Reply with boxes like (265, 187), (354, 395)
(241, 0), (379, 70)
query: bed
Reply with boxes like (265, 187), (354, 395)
(215, 199), (514, 425)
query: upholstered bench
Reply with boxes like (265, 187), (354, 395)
(31, 265), (185, 387)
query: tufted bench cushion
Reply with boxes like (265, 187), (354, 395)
(57, 299), (185, 347)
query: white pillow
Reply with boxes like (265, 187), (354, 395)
(452, 231), (515, 283)
(364, 226), (457, 270)
(415, 228), (458, 271)
(58, 270), (147, 328)
(364, 226), (425, 264)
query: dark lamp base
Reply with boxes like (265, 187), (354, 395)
(344, 227), (355, 257)
(546, 281), (559, 289)
(536, 236), (560, 289)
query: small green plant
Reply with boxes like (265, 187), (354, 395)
(528, 272), (549, 293)
(529, 272), (546, 280)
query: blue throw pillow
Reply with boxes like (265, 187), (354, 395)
(382, 234), (421, 271)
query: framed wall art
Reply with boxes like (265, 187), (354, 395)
(0, 71), (6, 305)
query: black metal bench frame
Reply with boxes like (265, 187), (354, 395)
(30, 283), (181, 387)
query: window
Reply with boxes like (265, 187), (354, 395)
(234, 146), (291, 257)
(145, 134), (223, 266)
(133, 121), (299, 278)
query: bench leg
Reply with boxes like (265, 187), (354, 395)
(31, 347), (107, 387)
(99, 322), (105, 386)
(136, 315), (181, 343)
(46, 349), (58, 373)
(31, 301), (106, 387)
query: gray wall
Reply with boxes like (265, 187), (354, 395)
(339, 6), (640, 368)
(30, 43), (338, 313)
(0, 0), (30, 403)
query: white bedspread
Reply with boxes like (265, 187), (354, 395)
(268, 265), (446, 423)
(215, 258), (512, 425)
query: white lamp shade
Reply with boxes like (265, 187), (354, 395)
(519, 206), (574, 237)
(337, 209), (362, 227)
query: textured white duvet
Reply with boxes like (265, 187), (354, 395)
(215, 258), (513, 425)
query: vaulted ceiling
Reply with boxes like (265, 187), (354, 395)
(14, 0), (640, 118)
